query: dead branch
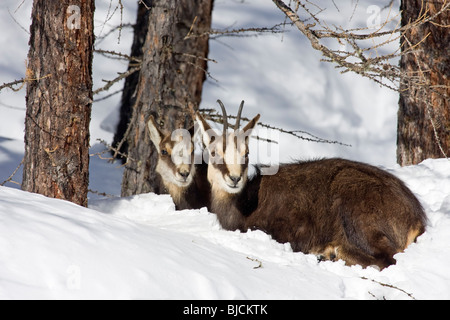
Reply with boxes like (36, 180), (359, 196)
(200, 108), (351, 146)
(94, 49), (142, 63)
(95, 23), (133, 45)
(93, 88), (123, 102)
(246, 257), (263, 269)
(1, 62), (52, 93)
(93, 66), (141, 95)
(0, 158), (24, 186)
(185, 23), (286, 40)
(88, 189), (116, 198)
(361, 276), (416, 300)
(0, 78), (25, 92)
(273, 0), (449, 160)
(272, 0), (450, 92)
(96, 138), (134, 163)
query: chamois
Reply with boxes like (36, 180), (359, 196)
(147, 116), (210, 210)
(195, 100), (427, 269)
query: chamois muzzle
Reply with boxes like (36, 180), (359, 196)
(179, 170), (190, 182)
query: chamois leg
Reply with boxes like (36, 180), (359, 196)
(315, 244), (339, 262)
(367, 233), (399, 269)
(337, 237), (398, 270)
(328, 244), (382, 269)
(313, 243), (379, 267)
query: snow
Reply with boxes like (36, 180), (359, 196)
(1, 158), (450, 299)
(0, 0), (449, 300)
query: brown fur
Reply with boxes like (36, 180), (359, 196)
(196, 109), (427, 270)
(160, 162), (210, 210)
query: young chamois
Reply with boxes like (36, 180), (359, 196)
(147, 116), (210, 210)
(195, 100), (427, 269)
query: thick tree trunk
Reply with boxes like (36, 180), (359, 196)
(121, 0), (213, 196)
(22, 0), (95, 207)
(398, 0), (450, 165)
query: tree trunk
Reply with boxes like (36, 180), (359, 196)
(121, 0), (213, 196)
(397, 0), (450, 165)
(22, 0), (95, 207)
(112, 0), (152, 163)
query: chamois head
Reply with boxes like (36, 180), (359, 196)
(196, 100), (260, 194)
(147, 115), (195, 188)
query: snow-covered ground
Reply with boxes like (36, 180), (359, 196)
(1, 158), (450, 299)
(0, 0), (449, 300)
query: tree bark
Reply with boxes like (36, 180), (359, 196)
(398, 0), (450, 165)
(22, 0), (95, 207)
(112, 0), (151, 163)
(121, 0), (213, 196)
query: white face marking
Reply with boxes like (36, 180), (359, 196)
(156, 133), (195, 188)
(156, 158), (194, 188)
(196, 110), (260, 195)
(208, 131), (249, 194)
(208, 164), (247, 194)
(224, 132), (247, 177)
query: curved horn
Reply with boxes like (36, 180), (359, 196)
(234, 100), (244, 130)
(217, 100), (228, 145)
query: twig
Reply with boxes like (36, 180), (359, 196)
(8, 8), (29, 34)
(200, 108), (351, 146)
(272, 0), (450, 92)
(184, 16), (198, 40)
(246, 257), (263, 269)
(93, 66), (141, 95)
(0, 78), (25, 92)
(138, 0), (151, 10)
(93, 88), (123, 102)
(94, 49), (142, 63)
(361, 276), (416, 300)
(1, 67), (52, 93)
(97, 0), (124, 44)
(187, 24), (286, 40)
(0, 158), (24, 186)
(96, 138), (134, 163)
(88, 189), (115, 198)
(95, 23), (133, 45)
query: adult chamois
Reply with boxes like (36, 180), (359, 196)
(147, 116), (210, 210)
(195, 100), (427, 269)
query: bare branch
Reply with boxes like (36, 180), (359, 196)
(93, 66), (141, 95)
(200, 108), (351, 146)
(0, 158), (24, 186)
(186, 24), (286, 40)
(0, 78), (25, 92)
(272, 0), (450, 93)
(94, 49), (142, 63)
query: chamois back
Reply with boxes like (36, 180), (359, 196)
(237, 159), (426, 268)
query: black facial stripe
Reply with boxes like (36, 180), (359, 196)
(212, 160), (249, 178)
(212, 162), (229, 176)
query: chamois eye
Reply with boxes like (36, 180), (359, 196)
(161, 149), (169, 156)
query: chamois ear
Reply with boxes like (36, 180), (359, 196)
(195, 111), (214, 148)
(243, 114), (260, 133)
(147, 115), (163, 153)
